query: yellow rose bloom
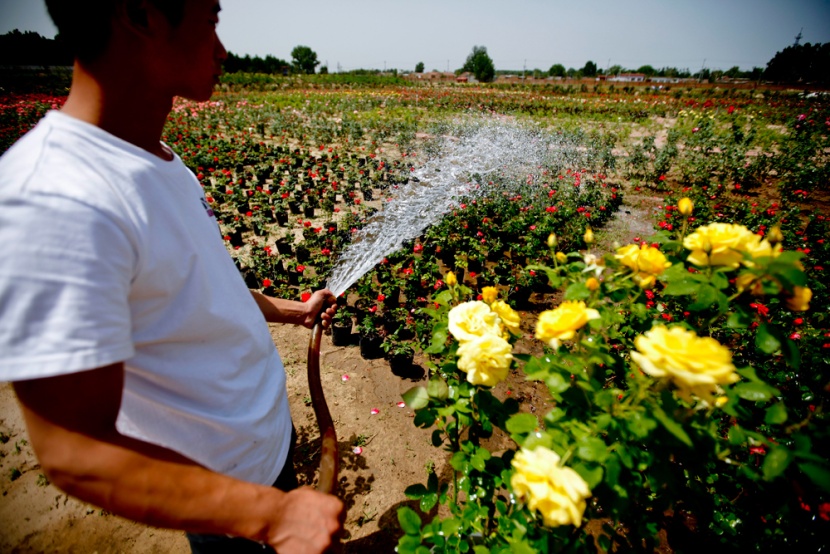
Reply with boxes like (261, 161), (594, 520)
(630, 325), (739, 402)
(511, 446), (592, 527)
(615, 243), (672, 289)
(445, 272), (458, 287)
(448, 301), (501, 343)
(555, 252), (568, 264)
(535, 301), (600, 350)
(678, 197), (694, 216)
(491, 300), (521, 336)
(683, 223), (754, 268)
(767, 225), (784, 245)
(481, 286), (499, 305)
(547, 233), (558, 248)
(585, 277), (600, 291)
(741, 234), (782, 266)
(583, 227), (594, 244)
(456, 333), (512, 387)
(786, 286), (812, 312)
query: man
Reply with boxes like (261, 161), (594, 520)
(0, 1), (343, 552)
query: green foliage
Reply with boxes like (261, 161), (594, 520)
(462, 46), (495, 83)
(291, 45), (320, 75)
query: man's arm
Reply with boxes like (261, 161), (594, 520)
(251, 288), (337, 328)
(13, 363), (342, 552)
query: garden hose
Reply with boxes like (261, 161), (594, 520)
(307, 318), (339, 495)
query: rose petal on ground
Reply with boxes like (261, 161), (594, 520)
(341, 374), (350, 382)
(370, 408), (379, 415)
(397, 401), (406, 408)
(353, 446), (363, 455)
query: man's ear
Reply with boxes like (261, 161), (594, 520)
(116, 0), (158, 38)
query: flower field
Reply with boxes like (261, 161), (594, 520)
(2, 77), (828, 551)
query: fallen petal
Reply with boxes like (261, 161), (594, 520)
(341, 374), (350, 382)
(396, 401), (406, 408)
(352, 446), (363, 455)
(370, 408), (379, 415)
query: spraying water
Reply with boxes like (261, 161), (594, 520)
(325, 118), (601, 296)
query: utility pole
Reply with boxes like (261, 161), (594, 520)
(446, 59), (449, 73)
(523, 59), (526, 79)
(794, 27), (803, 46)
(698, 58), (706, 83)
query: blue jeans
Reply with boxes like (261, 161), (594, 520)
(187, 430), (299, 554)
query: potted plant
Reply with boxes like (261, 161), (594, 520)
(356, 314), (384, 359)
(330, 309), (353, 347)
(382, 335), (415, 373)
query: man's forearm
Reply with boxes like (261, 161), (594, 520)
(250, 289), (309, 325)
(20, 403), (283, 542)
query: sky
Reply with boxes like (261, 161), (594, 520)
(2, 0), (829, 73)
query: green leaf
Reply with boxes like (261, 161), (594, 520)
(473, 546), (491, 554)
(404, 484), (428, 499)
(397, 506), (422, 535)
(798, 462), (830, 493)
(626, 411), (658, 439)
(652, 406), (692, 447)
(710, 270), (730, 290)
(413, 409), (436, 428)
(573, 463), (604, 489)
(576, 436), (609, 462)
(762, 446), (793, 481)
(764, 403), (788, 425)
(662, 279), (699, 296)
(564, 282), (590, 300)
(726, 309), (752, 329)
(431, 429), (444, 447)
(755, 323), (781, 354)
(427, 379), (449, 400)
(734, 382), (778, 402)
(420, 492), (438, 512)
(402, 386), (430, 410)
(506, 413), (538, 435)
(688, 284), (717, 311)
(424, 325), (449, 354)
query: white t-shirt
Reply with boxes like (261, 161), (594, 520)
(0, 111), (292, 486)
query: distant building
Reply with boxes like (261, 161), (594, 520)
(609, 73), (647, 82)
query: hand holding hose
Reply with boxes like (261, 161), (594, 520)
(302, 289), (338, 330)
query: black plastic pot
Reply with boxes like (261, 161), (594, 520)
(331, 322), (352, 346)
(359, 333), (383, 359)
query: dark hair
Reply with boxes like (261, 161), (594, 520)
(45, 0), (185, 62)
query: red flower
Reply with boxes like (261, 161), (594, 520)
(301, 292), (312, 302)
(303, 220), (312, 228)
(377, 294), (386, 302)
(296, 265), (306, 273)
(262, 278), (271, 288)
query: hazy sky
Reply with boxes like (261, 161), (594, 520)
(2, 0), (829, 72)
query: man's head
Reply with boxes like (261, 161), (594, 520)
(45, 0), (186, 63)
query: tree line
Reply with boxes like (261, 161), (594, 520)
(1, 31), (827, 87)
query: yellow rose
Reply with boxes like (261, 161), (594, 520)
(678, 197), (694, 216)
(683, 223), (754, 268)
(491, 300), (521, 336)
(630, 325), (739, 402)
(555, 252), (568, 264)
(445, 272), (458, 287)
(535, 301), (600, 350)
(767, 225), (784, 245)
(583, 227), (594, 244)
(456, 333), (512, 387)
(615, 243), (672, 289)
(448, 301), (501, 343)
(785, 286), (812, 312)
(585, 277), (600, 291)
(481, 286), (499, 305)
(547, 233), (558, 248)
(741, 234), (782, 266)
(510, 446), (591, 527)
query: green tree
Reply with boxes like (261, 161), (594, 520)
(581, 60), (597, 77)
(548, 63), (566, 77)
(462, 45), (495, 82)
(637, 64), (656, 76)
(291, 45), (319, 74)
(608, 64), (623, 76)
(765, 42), (830, 86)
(415, 61), (425, 73)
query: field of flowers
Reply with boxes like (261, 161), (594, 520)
(2, 77), (828, 552)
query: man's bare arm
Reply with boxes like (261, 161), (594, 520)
(13, 363), (342, 552)
(251, 288), (336, 328)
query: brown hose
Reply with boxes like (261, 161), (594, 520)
(307, 319), (339, 495)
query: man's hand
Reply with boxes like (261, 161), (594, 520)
(264, 487), (344, 553)
(301, 289), (337, 329)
